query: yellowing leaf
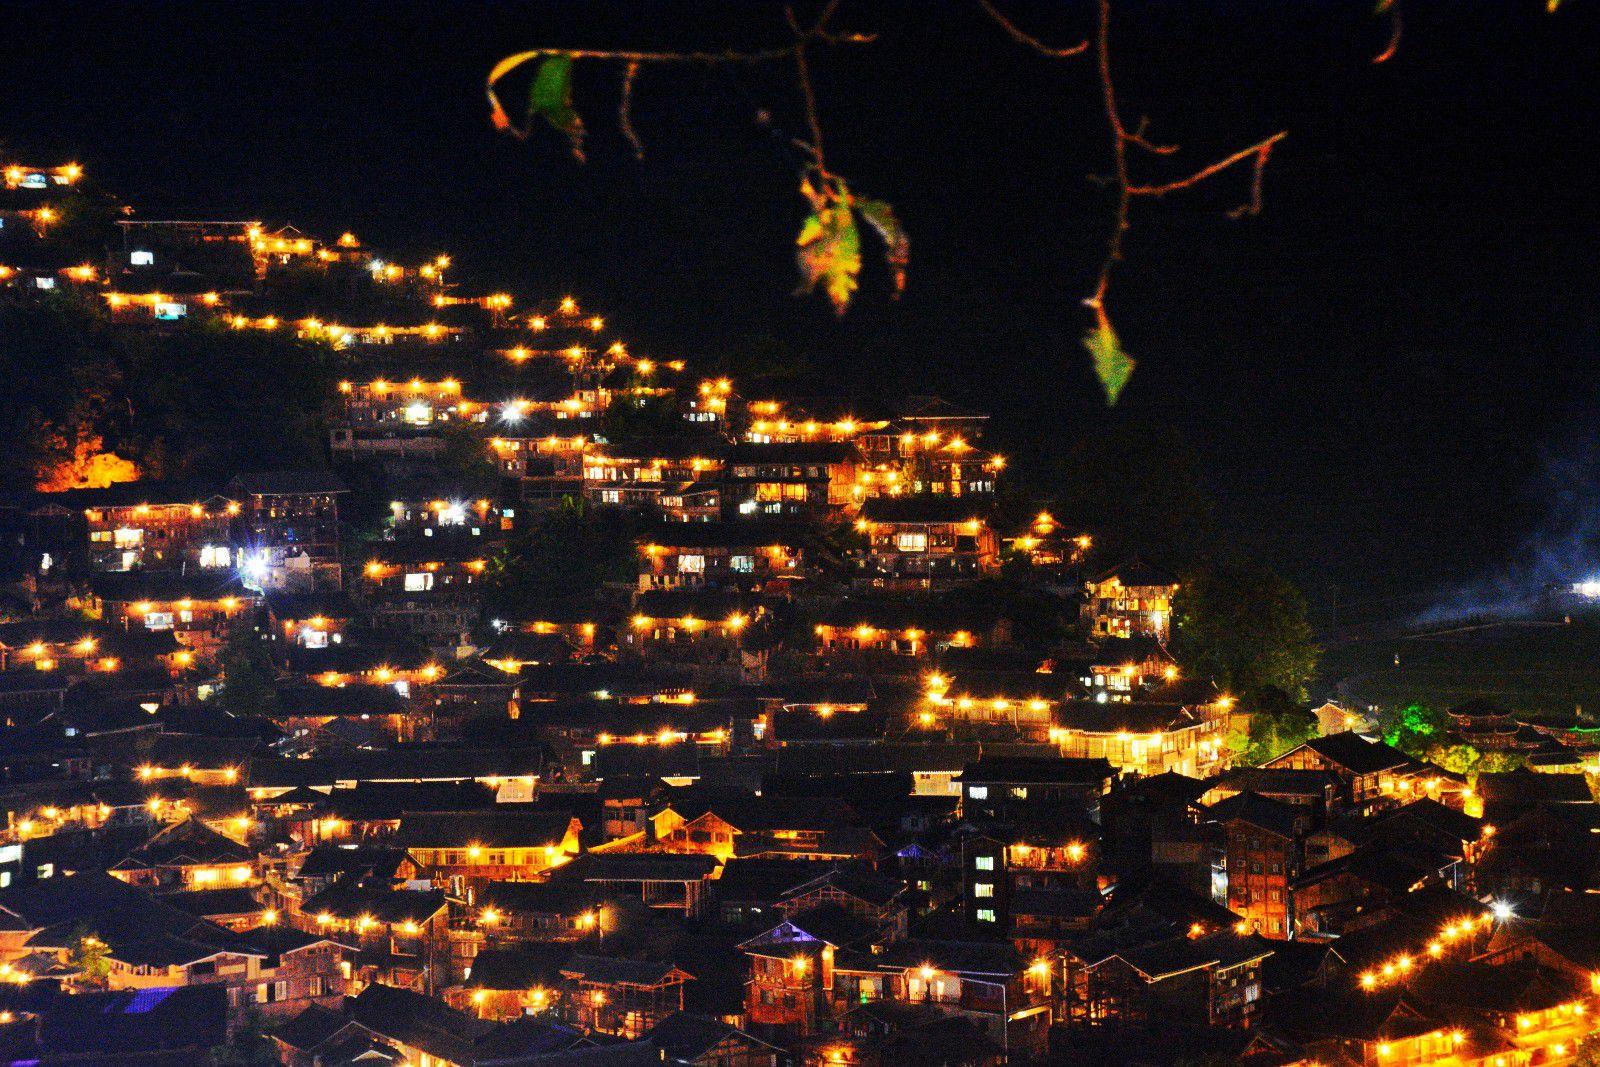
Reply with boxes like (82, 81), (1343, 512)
(796, 195), (861, 315)
(1084, 322), (1135, 405)
(856, 198), (909, 297)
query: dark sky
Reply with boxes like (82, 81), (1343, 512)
(4, 1), (1598, 611)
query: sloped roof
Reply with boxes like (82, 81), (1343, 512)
(859, 496), (992, 525)
(1053, 700), (1204, 735)
(561, 952), (692, 986)
(89, 570), (251, 603)
(647, 1012), (777, 1060)
(32, 985), (229, 1059)
(962, 755), (1115, 785)
(350, 982), (494, 1065)
(1116, 929), (1272, 981)
(231, 470), (347, 496)
(115, 817), (253, 870)
(394, 809), (576, 849)
(468, 944), (571, 989)
(1090, 559), (1179, 588)
(875, 938), (1023, 976)
(637, 522), (807, 550)
(725, 441), (853, 465)
(559, 852), (720, 883)
(271, 1003), (357, 1053)
(1206, 791), (1305, 839)
(303, 882), (448, 926)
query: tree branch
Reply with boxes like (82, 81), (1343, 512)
(974, 0), (1087, 58)
(1127, 132), (1287, 197)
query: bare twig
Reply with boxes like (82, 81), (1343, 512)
(619, 61), (644, 159)
(1087, 0), (1130, 316)
(1226, 140), (1276, 219)
(1127, 132), (1287, 197)
(785, 0), (844, 175)
(492, 2), (866, 167)
(974, 0), (1087, 58)
(1088, 0), (1286, 325)
(1373, 4), (1403, 64)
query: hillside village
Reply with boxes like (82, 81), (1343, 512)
(7, 161), (1600, 1066)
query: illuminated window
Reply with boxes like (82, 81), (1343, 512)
(144, 612), (174, 631)
(730, 555), (754, 573)
(974, 883), (994, 898)
(896, 532), (928, 552)
(130, 250), (155, 266)
(974, 856), (995, 871)
(404, 572), (434, 592)
(1012, 787), (1029, 799)
(198, 545), (231, 568)
(968, 786), (989, 800)
(976, 908), (996, 922)
(677, 554), (705, 574)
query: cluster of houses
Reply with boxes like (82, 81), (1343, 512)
(8, 159), (1600, 1066)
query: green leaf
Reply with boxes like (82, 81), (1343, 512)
(796, 188), (862, 315)
(1084, 322), (1135, 405)
(856, 198), (909, 297)
(527, 55), (585, 161)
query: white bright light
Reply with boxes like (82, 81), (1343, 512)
(240, 551), (269, 591)
(501, 403), (524, 424)
(1491, 901), (1514, 921)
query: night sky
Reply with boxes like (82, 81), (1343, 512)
(5, 1), (1597, 612)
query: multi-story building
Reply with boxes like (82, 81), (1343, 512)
(722, 442), (856, 519)
(962, 829), (1101, 943)
(813, 596), (1006, 665)
(853, 497), (999, 590)
(396, 810), (582, 897)
(1049, 699), (1231, 779)
(1082, 563), (1180, 642)
(33, 483), (239, 573)
(1210, 791), (1308, 939)
(228, 472), (347, 591)
(620, 590), (768, 681)
(90, 571), (253, 658)
(583, 438), (727, 511)
(358, 539), (488, 647)
(488, 422), (590, 505)
(635, 524), (806, 592)
(960, 756), (1115, 827)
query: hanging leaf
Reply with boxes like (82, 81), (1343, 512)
(1084, 321), (1135, 405)
(796, 182), (862, 315)
(486, 50), (546, 139)
(856, 198), (910, 297)
(527, 55), (586, 161)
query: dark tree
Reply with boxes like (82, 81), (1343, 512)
(1171, 561), (1319, 701)
(482, 497), (641, 610)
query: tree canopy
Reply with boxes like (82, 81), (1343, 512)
(0, 298), (336, 492)
(1171, 561), (1319, 702)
